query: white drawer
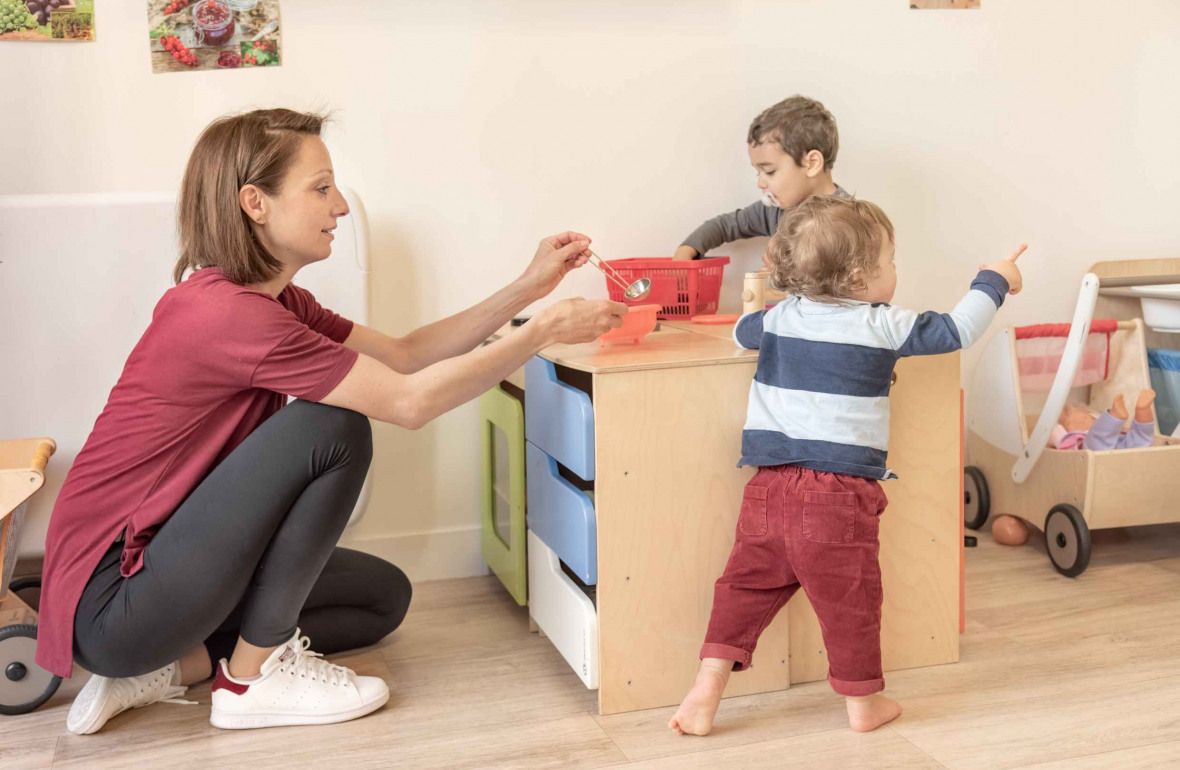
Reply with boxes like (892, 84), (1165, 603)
(527, 530), (599, 689)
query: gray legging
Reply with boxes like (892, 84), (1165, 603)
(73, 400), (412, 678)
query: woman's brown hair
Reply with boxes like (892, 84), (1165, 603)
(173, 108), (327, 285)
(767, 195), (894, 302)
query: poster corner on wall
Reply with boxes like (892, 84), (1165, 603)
(0, 0), (95, 42)
(148, 0), (282, 75)
(910, 0), (981, 8)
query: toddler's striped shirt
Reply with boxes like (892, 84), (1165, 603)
(734, 270), (1009, 479)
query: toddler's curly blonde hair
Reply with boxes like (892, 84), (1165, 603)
(767, 195), (894, 302)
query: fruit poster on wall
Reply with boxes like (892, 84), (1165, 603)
(147, 0), (280, 73)
(0, 0), (94, 41)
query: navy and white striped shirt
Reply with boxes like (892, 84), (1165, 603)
(734, 270), (1010, 479)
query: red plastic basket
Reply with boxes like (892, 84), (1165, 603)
(603, 257), (730, 320)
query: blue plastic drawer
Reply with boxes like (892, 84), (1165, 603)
(526, 441), (597, 585)
(525, 356), (595, 481)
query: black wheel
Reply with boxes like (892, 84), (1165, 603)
(964, 466), (990, 530)
(0, 625), (62, 716)
(1044, 504), (1091, 578)
(9, 576), (41, 612)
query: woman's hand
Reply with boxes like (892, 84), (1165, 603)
(518, 231), (594, 301)
(325, 297), (627, 430)
(532, 297), (627, 345)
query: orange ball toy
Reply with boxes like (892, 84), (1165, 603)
(991, 514), (1030, 546)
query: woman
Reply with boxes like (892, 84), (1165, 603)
(36, 108), (625, 734)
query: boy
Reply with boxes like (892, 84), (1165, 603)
(670, 195), (1026, 735)
(673, 96), (850, 264)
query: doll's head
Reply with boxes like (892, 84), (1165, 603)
(1060, 401), (1098, 433)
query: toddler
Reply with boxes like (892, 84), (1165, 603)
(669, 195), (1026, 735)
(673, 95), (850, 265)
(1053, 390), (1156, 450)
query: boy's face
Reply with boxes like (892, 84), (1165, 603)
(860, 234), (897, 304)
(748, 142), (824, 210)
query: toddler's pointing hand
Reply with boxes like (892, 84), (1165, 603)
(980, 243), (1027, 295)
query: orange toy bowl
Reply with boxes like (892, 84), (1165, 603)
(599, 304), (660, 346)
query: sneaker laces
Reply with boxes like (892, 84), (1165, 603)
(283, 635), (355, 687)
(112, 663), (197, 709)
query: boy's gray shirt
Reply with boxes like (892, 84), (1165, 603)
(682, 185), (850, 257)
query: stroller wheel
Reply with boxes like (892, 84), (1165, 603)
(964, 466), (990, 530)
(1044, 504), (1091, 578)
(0, 625), (62, 716)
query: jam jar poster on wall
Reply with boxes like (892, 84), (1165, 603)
(0, 0), (95, 42)
(147, 0), (280, 73)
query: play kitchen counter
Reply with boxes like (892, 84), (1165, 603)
(480, 322), (962, 715)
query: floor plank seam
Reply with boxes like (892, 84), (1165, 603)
(615, 724), (856, 766)
(584, 710), (633, 769)
(1006, 737), (1180, 770)
(887, 724), (951, 769)
(679, 726), (865, 766)
(49, 735), (63, 770)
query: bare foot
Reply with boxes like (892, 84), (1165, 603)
(1110, 394), (1129, 421)
(1136, 389), (1156, 423)
(846, 694), (902, 733)
(669, 660), (732, 736)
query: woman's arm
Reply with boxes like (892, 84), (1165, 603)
(344, 232), (593, 374)
(322, 297), (625, 429)
(343, 279), (536, 374)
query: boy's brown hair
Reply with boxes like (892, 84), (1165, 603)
(173, 108), (328, 285)
(767, 195), (894, 301)
(747, 95), (839, 170)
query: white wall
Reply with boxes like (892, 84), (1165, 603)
(3, 1), (1179, 580)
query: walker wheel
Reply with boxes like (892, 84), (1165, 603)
(1044, 504), (1091, 578)
(964, 466), (990, 530)
(0, 625), (62, 716)
(9, 576), (41, 612)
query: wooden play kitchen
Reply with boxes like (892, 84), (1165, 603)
(479, 308), (963, 714)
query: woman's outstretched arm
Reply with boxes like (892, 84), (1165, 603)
(323, 296), (624, 429)
(344, 232), (593, 373)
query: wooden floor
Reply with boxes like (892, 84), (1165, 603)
(8, 523), (1180, 769)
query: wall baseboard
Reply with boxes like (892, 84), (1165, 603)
(340, 524), (489, 583)
(16, 528), (489, 585)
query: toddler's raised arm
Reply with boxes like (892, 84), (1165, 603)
(881, 270), (1010, 357)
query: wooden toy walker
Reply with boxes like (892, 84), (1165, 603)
(0, 438), (61, 715)
(965, 261), (1180, 577)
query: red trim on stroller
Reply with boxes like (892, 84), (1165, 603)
(1014, 319), (1119, 384)
(1013, 319), (1119, 339)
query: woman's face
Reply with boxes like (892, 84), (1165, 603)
(251, 136), (350, 270)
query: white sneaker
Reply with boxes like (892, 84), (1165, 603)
(209, 630), (389, 730)
(67, 661), (195, 735)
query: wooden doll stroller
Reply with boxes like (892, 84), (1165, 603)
(0, 438), (61, 715)
(964, 267), (1180, 577)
